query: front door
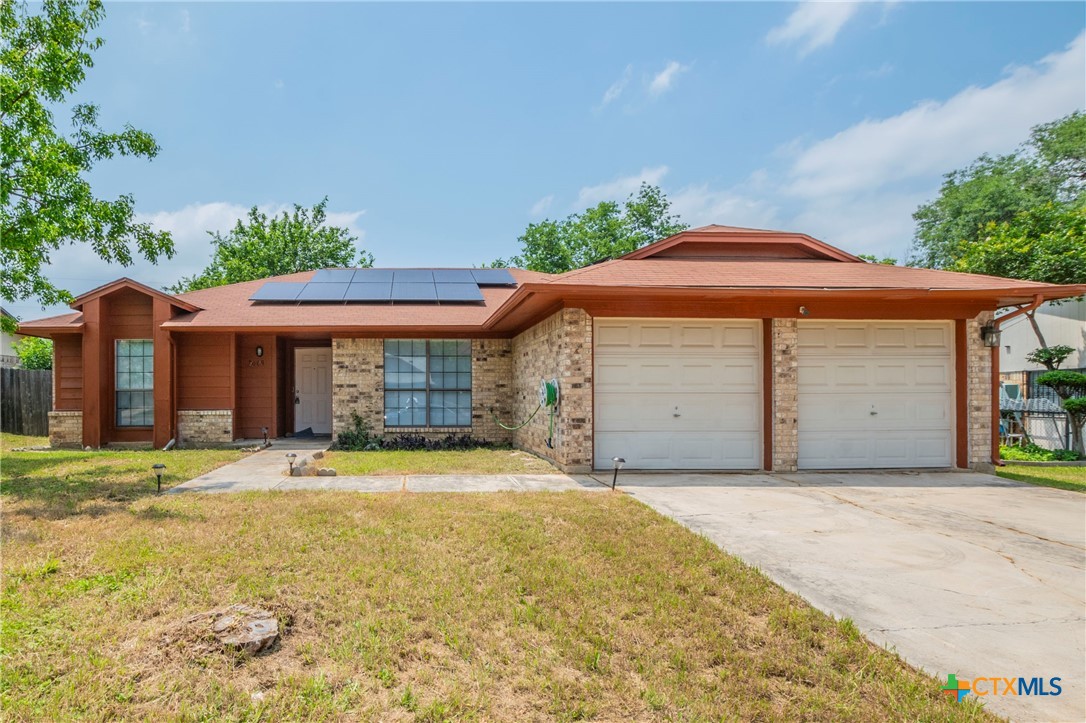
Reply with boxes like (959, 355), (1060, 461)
(294, 347), (332, 434)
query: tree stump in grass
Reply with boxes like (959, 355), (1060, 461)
(187, 604), (279, 655)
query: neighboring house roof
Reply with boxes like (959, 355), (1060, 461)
(16, 225), (1086, 337)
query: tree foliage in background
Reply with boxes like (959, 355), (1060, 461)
(170, 199), (374, 293)
(858, 254), (897, 265)
(492, 183), (688, 273)
(13, 335), (52, 369)
(909, 111), (1086, 352)
(910, 111), (1086, 271)
(1, 0), (173, 312)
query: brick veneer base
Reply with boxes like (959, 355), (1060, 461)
(178, 409), (233, 447)
(48, 411), (83, 448)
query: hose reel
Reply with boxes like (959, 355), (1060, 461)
(492, 378), (560, 448)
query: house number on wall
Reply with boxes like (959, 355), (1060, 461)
(248, 359), (265, 367)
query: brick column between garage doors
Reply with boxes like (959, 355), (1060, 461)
(771, 318), (799, 472)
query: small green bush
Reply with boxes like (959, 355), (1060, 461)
(334, 412), (495, 452)
(1037, 370), (1086, 400)
(13, 336), (52, 369)
(334, 413), (382, 451)
(1000, 443), (1082, 462)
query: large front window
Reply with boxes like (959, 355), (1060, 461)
(116, 339), (153, 426)
(383, 340), (472, 427)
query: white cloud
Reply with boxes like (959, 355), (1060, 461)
(179, 9), (191, 33)
(648, 61), (690, 97)
(669, 183), (781, 231)
(638, 32), (1086, 261)
(530, 195), (554, 216)
(599, 65), (632, 108)
(784, 32), (1086, 198)
(577, 166), (669, 206)
(766, 2), (862, 56)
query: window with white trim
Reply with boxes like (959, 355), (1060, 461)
(116, 339), (153, 426)
(383, 340), (472, 427)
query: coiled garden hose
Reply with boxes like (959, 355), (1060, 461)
(489, 379), (560, 447)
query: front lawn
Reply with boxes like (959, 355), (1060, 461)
(1, 439), (248, 516)
(997, 463), (1086, 493)
(1, 458), (990, 721)
(323, 447), (558, 475)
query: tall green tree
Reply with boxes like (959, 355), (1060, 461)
(1, 0), (173, 313)
(910, 111), (1085, 270)
(494, 183), (688, 273)
(171, 198), (374, 292)
(909, 111), (1086, 351)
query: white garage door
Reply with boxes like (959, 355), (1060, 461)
(594, 319), (761, 470)
(797, 321), (953, 469)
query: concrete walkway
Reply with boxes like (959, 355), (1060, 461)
(619, 471), (1086, 723)
(168, 443), (604, 494)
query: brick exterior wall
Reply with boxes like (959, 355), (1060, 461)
(330, 338), (514, 444)
(967, 311), (994, 471)
(511, 309), (593, 472)
(48, 411), (82, 448)
(770, 318), (799, 472)
(177, 409), (233, 447)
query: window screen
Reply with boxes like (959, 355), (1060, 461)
(383, 340), (472, 427)
(116, 339), (153, 427)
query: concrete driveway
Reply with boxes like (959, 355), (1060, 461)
(616, 471), (1085, 723)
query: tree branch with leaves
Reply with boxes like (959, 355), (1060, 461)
(1, 0), (174, 309)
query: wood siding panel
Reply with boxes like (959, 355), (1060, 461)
(236, 333), (277, 439)
(176, 333), (233, 409)
(53, 335), (83, 411)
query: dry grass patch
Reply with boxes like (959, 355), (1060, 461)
(1, 443), (248, 518)
(2, 474), (992, 720)
(324, 448), (558, 475)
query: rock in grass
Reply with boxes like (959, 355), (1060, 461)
(186, 604), (279, 655)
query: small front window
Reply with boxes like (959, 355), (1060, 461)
(383, 340), (472, 427)
(116, 339), (153, 426)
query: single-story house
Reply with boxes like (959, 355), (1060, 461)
(18, 225), (1086, 472)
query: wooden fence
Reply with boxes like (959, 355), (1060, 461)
(1, 367), (52, 437)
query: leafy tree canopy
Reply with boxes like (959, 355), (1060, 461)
(858, 254), (898, 265)
(910, 111), (1086, 272)
(170, 198), (374, 293)
(13, 335), (52, 369)
(1, 0), (173, 309)
(493, 183), (688, 273)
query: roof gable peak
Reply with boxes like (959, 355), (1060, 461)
(624, 225), (864, 263)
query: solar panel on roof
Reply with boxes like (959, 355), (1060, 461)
(393, 269), (435, 283)
(311, 269), (356, 283)
(297, 283), (349, 301)
(432, 269), (476, 283)
(390, 282), (437, 301)
(350, 269), (395, 283)
(471, 268), (516, 286)
(435, 283), (484, 302)
(249, 282), (308, 301)
(344, 282), (392, 301)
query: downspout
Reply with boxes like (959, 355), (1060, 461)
(990, 295), (1045, 467)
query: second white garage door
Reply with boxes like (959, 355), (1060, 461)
(594, 319), (761, 470)
(797, 321), (954, 469)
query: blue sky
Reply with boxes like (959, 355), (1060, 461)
(12, 1), (1086, 322)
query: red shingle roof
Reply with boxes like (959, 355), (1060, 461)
(163, 268), (554, 330)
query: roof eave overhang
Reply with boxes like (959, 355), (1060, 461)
(15, 323), (85, 338)
(484, 282), (1086, 330)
